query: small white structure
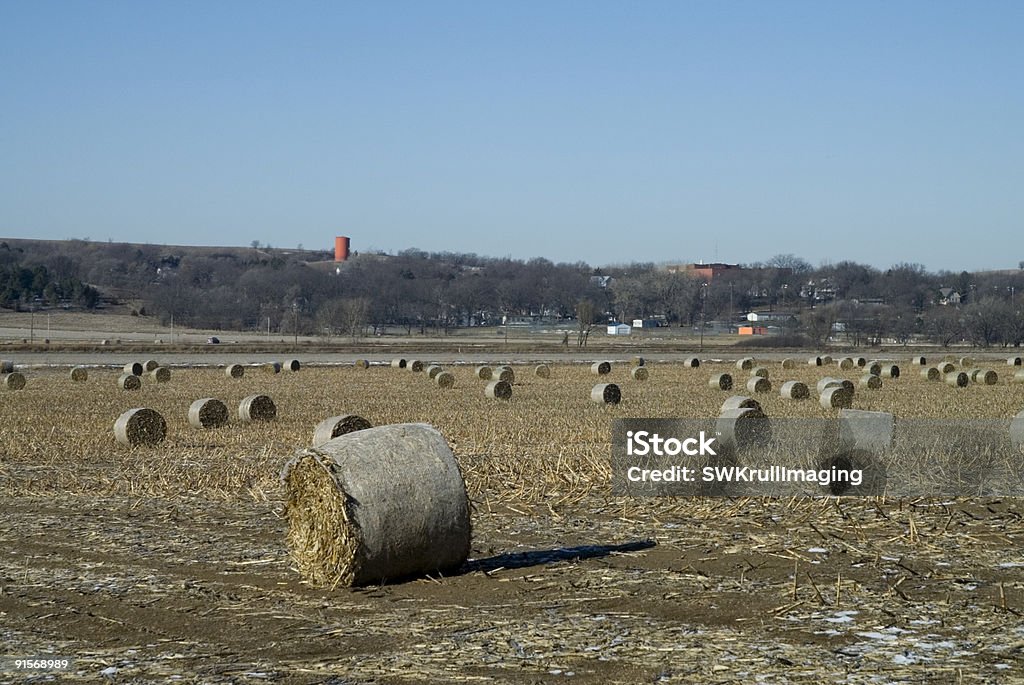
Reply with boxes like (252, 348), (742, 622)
(607, 323), (632, 336)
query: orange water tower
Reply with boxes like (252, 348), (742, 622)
(334, 236), (350, 262)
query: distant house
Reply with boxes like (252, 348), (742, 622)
(938, 288), (962, 306)
(590, 275), (613, 288)
(607, 323), (632, 336)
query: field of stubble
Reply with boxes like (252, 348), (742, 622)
(1, 358), (1022, 684)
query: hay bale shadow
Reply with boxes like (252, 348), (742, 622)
(462, 539), (657, 574)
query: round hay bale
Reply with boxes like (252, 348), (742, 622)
(150, 367), (171, 383)
(912, 356), (927, 366)
(631, 366), (648, 381)
(709, 373), (733, 391)
(631, 356), (646, 367)
(822, 356), (833, 366)
(354, 359), (370, 370)
(117, 373), (141, 391)
(485, 380), (512, 400)
(475, 366), (493, 380)
(113, 408), (167, 446)
(750, 366), (769, 379)
(860, 373), (883, 390)
(1014, 369), (1024, 383)
(143, 360), (160, 372)
(838, 357), (854, 370)
(716, 407), (771, 452)
(959, 357), (974, 368)
(780, 380), (809, 400)
(239, 394), (277, 422)
(721, 395), (762, 413)
(285, 359), (301, 372)
(865, 362), (883, 376)
(225, 364), (245, 379)
(407, 360), (424, 373)
(590, 383), (621, 404)
(682, 357), (700, 368)
(496, 367), (515, 383)
(70, 367), (88, 382)
(435, 371), (455, 389)
(854, 357), (867, 367)
(264, 362), (282, 374)
(945, 371), (969, 388)
(188, 398), (229, 429)
(591, 361), (612, 375)
(2, 372), (26, 391)
(736, 357), (755, 370)
(746, 376), (771, 394)
(426, 365), (444, 379)
(880, 364), (900, 379)
(281, 423), (471, 587)
(974, 369), (998, 385)
(781, 358), (795, 369)
(1007, 356), (1022, 366)
(816, 377), (844, 394)
(123, 362), (144, 376)
(391, 358), (407, 369)
(312, 414), (372, 447)
(534, 364), (551, 379)
(937, 361), (956, 374)
(0, 360), (13, 373)
(808, 356), (823, 366)
(820, 386), (853, 409)
(920, 366), (940, 381)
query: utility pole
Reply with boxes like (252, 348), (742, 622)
(699, 283), (708, 352)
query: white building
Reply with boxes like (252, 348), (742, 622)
(607, 323), (632, 336)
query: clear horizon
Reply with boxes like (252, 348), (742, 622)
(2, 2), (1021, 272)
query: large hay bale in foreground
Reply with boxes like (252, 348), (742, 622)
(590, 383), (621, 404)
(188, 398), (229, 429)
(485, 380), (512, 400)
(721, 395), (762, 413)
(860, 373), (883, 390)
(407, 360), (424, 373)
(736, 357), (755, 370)
(426, 365), (444, 379)
(226, 364), (245, 379)
(118, 373), (141, 391)
(285, 359), (301, 372)
(945, 371), (969, 388)
(534, 364), (551, 379)
(144, 360), (160, 372)
(631, 366), (648, 381)
(150, 367), (171, 383)
(591, 361), (612, 375)
(921, 366), (941, 381)
(123, 362), (144, 376)
(709, 373), (733, 391)
(435, 372), (455, 389)
(746, 376), (771, 394)
(820, 386), (853, 409)
(682, 357), (700, 368)
(313, 414), (372, 447)
(239, 394), (277, 421)
(2, 372), (26, 391)
(391, 358), (407, 369)
(282, 423), (471, 588)
(70, 367), (88, 382)
(475, 366), (492, 380)
(780, 380), (809, 400)
(716, 407), (771, 452)
(114, 408), (167, 446)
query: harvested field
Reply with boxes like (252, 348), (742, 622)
(1, 360), (1023, 683)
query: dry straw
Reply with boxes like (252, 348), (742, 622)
(709, 373), (733, 391)
(144, 360), (160, 372)
(239, 394), (277, 421)
(485, 380), (512, 400)
(123, 362), (144, 376)
(312, 414), (372, 447)
(282, 423), (471, 588)
(475, 366), (492, 380)
(225, 364), (245, 379)
(631, 366), (648, 381)
(435, 372), (455, 389)
(590, 383), (621, 404)
(188, 398), (230, 429)
(591, 361), (612, 375)
(70, 367), (88, 382)
(150, 367), (171, 383)
(114, 408), (167, 446)
(285, 359), (301, 372)
(534, 364), (551, 379)
(746, 376), (771, 394)
(780, 380), (809, 400)
(2, 372), (26, 391)
(118, 373), (141, 391)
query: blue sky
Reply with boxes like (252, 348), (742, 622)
(2, 1), (1021, 271)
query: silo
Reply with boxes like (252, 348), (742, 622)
(334, 236), (350, 262)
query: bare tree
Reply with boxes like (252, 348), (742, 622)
(576, 300), (596, 348)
